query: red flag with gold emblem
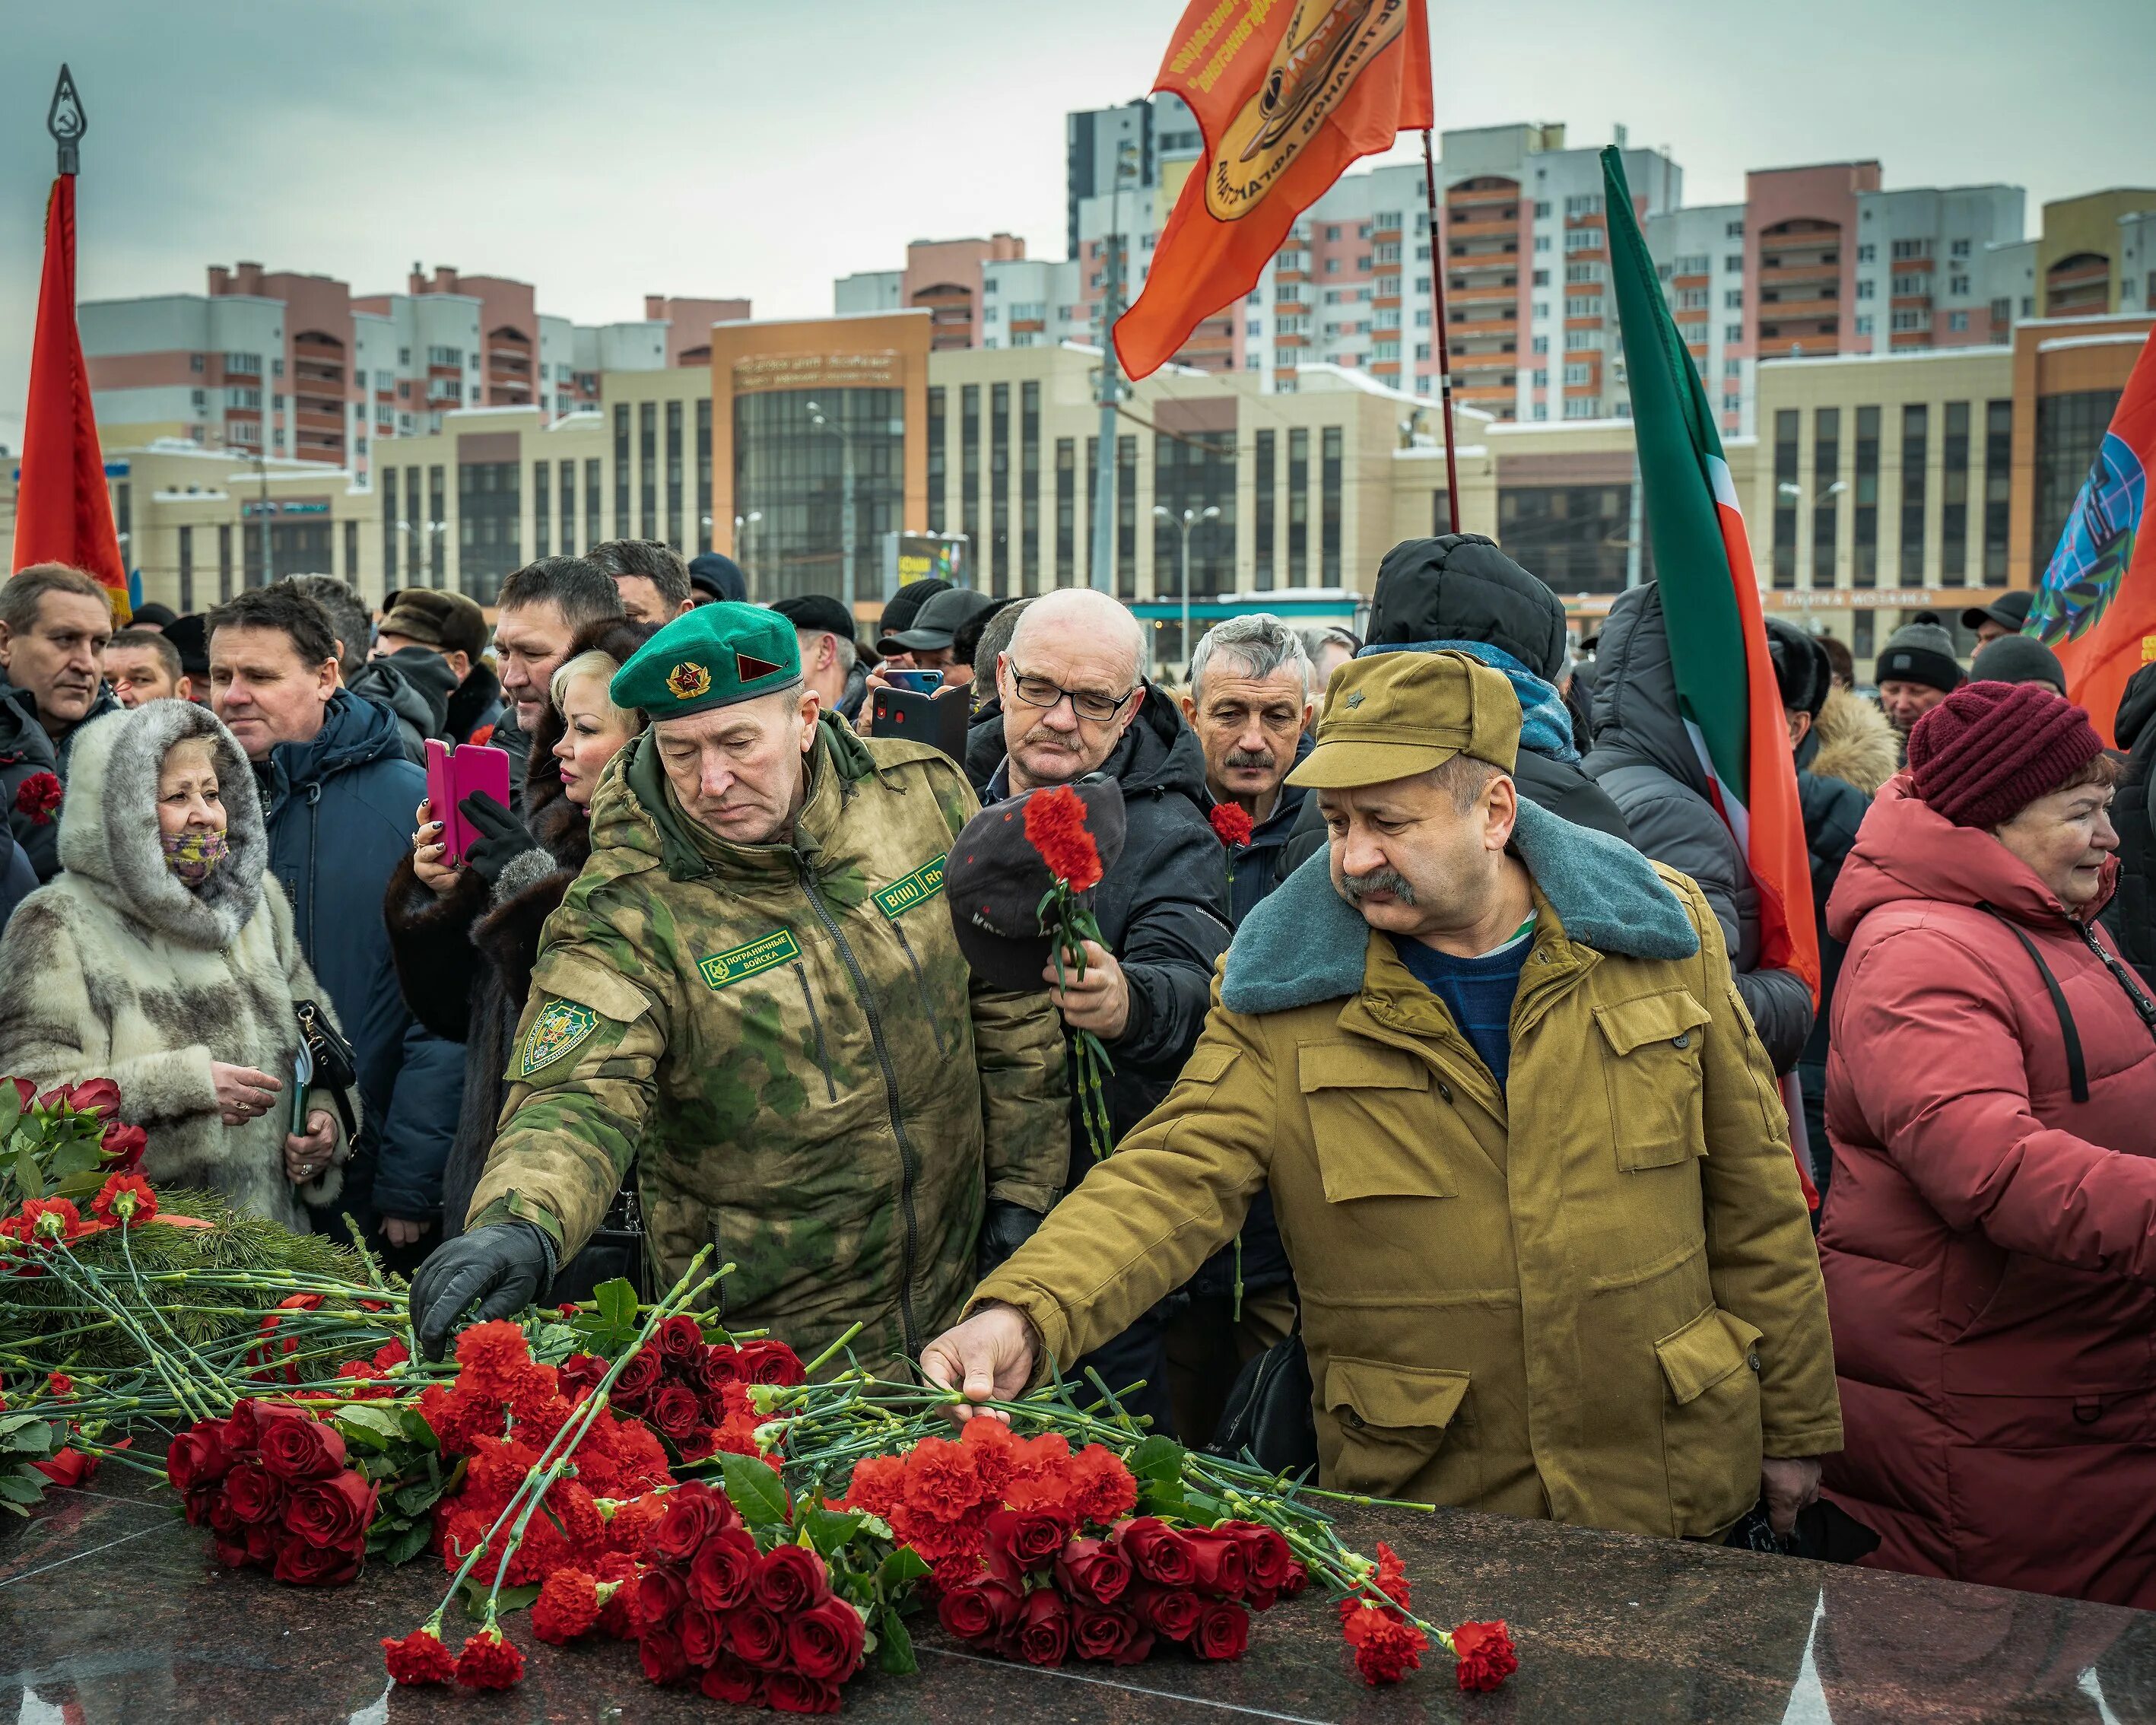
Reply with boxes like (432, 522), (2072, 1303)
(1114, 0), (1433, 381)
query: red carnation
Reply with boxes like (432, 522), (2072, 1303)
(89, 1172), (157, 1227)
(383, 1625), (457, 1685)
(1192, 1600), (1251, 1660)
(284, 1470), (377, 1550)
(1342, 1602), (1427, 1685)
(700, 1655), (767, 1707)
(901, 1434), (986, 1524)
(531, 1568), (603, 1645)
(98, 1121), (147, 1174)
(840, 1453), (904, 1516)
(1066, 1444), (1138, 1524)
(455, 1626), (525, 1690)
(754, 1542), (831, 1613)
(787, 1594), (868, 1682)
(257, 1409), (346, 1482)
(640, 1628), (690, 1686)
(44, 1372), (73, 1399)
(14, 772), (62, 825)
(1056, 1535), (1133, 1606)
(1011, 1585), (1072, 1666)
(727, 1603), (788, 1669)
(1208, 802), (1255, 849)
(1451, 1619), (1518, 1692)
(654, 1312), (703, 1361)
(1118, 1517), (1197, 1588)
(18, 1196), (87, 1246)
(1024, 784), (1103, 893)
(687, 1526), (760, 1612)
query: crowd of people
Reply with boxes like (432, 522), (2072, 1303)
(1, 533), (2151, 1609)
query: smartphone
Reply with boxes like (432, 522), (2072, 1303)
(288, 1037), (315, 1139)
(873, 684), (972, 762)
(424, 740), (514, 866)
(884, 669), (945, 694)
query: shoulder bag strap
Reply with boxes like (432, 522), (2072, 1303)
(1978, 902), (2088, 1104)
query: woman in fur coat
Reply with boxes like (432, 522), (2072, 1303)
(386, 618), (652, 1291)
(0, 701), (353, 1230)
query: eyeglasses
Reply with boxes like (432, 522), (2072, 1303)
(1005, 665), (1140, 726)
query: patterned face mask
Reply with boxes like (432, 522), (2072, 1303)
(161, 826), (229, 888)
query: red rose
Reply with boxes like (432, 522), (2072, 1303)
(753, 1542), (830, 1613)
(1117, 1517), (1197, 1588)
(557, 1352), (608, 1400)
(787, 1595), (867, 1683)
(647, 1481), (729, 1562)
(1451, 1619), (1518, 1692)
(1056, 1536), (1133, 1606)
(223, 1462), (285, 1525)
(649, 1383), (703, 1441)
(989, 1503), (1076, 1572)
(639, 1628), (689, 1686)
(212, 1532), (251, 1569)
(98, 1121), (147, 1174)
(1132, 1583), (1202, 1642)
(219, 1400), (262, 1450)
(677, 1602), (723, 1669)
(1276, 1561), (1309, 1598)
(727, 1603), (787, 1669)
(700, 1654), (767, 1706)
(737, 1339), (806, 1387)
(1185, 1528), (1248, 1598)
(271, 1530), (364, 1586)
(614, 1347), (664, 1408)
(687, 1526), (760, 1611)
(699, 1343), (742, 1390)
(14, 772), (62, 825)
(63, 1079), (121, 1120)
(1222, 1521), (1293, 1594)
(636, 1563), (688, 1630)
(937, 1576), (1024, 1644)
(1010, 1585), (1071, 1666)
(1192, 1600), (1250, 1660)
(284, 1470), (377, 1550)
(655, 1313), (704, 1361)
(183, 1485), (221, 1528)
(767, 1670), (843, 1714)
(167, 1426), (234, 1494)
(244, 1523), (278, 1565)
(256, 1409), (346, 1482)
(1070, 1603), (1138, 1663)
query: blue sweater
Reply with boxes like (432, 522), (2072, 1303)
(1389, 921), (1535, 1089)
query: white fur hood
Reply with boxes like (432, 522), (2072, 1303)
(57, 702), (268, 949)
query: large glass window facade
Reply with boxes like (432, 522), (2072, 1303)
(179, 525), (195, 612)
(613, 405), (630, 535)
(1771, 411), (1799, 588)
(380, 469), (396, 583)
(732, 387), (903, 602)
(2034, 389), (2123, 570)
(429, 467), (446, 588)
(1853, 407), (1879, 588)
(1811, 408), (1840, 589)
(1941, 402), (1969, 584)
(639, 402), (658, 540)
(243, 516), (332, 588)
(560, 459), (576, 560)
(990, 383), (1010, 597)
(1254, 429), (1276, 591)
(1984, 400), (2013, 582)
(1320, 427), (1343, 584)
(1152, 429), (1237, 609)
(535, 460), (551, 558)
(927, 388), (947, 533)
(665, 399), (684, 551)
(1055, 437), (1076, 586)
(695, 400), (713, 554)
(218, 523), (233, 602)
(1288, 428), (1310, 583)
(960, 386), (981, 567)
(1497, 485), (1640, 592)
(458, 461), (521, 602)
(1021, 382), (1040, 596)
(585, 459), (602, 556)
(1900, 404), (1929, 583)
(1116, 435), (1137, 600)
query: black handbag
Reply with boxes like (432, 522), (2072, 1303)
(1205, 1324), (1319, 1478)
(292, 999), (360, 1141)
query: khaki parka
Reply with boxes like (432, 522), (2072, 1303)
(976, 798), (1841, 1539)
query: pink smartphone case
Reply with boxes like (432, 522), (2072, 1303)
(424, 740), (513, 865)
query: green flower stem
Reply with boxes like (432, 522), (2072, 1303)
(44, 1247), (216, 1424)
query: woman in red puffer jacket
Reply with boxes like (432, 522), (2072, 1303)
(1820, 679), (2156, 1607)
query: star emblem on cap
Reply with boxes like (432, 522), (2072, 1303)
(666, 661), (713, 700)
(1345, 691), (1366, 708)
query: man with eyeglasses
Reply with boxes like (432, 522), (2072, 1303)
(970, 587), (1233, 1438)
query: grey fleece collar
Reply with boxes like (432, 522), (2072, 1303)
(1221, 797), (1697, 1015)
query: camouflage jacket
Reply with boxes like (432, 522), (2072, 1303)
(469, 716), (1071, 1373)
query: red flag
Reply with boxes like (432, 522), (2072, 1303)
(2030, 328), (2156, 745)
(14, 176), (128, 620)
(1114, 0), (1433, 381)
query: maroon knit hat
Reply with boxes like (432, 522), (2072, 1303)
(1907, 680), (2105, 828)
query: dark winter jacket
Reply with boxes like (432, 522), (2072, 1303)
(1280, 537), (1634, 873)
(446, 662), (506, 747)
(346, 648), (457, 765)
(253, 691), (462, 1225)
(1583, 583), (1814, 1074)
(384, 619), (650, 1295)
(1214, 732), (1315, 932)
(2103, 663), (2156, 987)
(492, 709), (534, 811)
(976, 688), (1234, 1158)
(0, 837), (36, 929)
(0, 677), (120, 882)
(964, 694), (1007, 796)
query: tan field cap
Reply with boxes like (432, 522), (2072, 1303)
(1288, 649), (1522, 790)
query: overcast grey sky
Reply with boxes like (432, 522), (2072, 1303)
(4, 0), (2152, 451)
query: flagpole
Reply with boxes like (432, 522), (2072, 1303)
(1420, 129), (1461, 534)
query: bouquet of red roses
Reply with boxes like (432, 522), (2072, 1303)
(166, 1399), (379, 1586)
(605, 1312), (804, 1463)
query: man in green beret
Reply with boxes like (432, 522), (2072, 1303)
(410, 602), (1072, 1371)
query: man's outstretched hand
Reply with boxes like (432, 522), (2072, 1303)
(409, 1222), (552, 1361)
(919, 1302), (1038, 1423)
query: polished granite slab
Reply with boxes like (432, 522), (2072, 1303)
(4, 1467), (2151, 1723)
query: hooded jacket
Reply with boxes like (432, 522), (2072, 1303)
(975, 687), (1235, 1155)
(0, 675), (121, 882)
(1583, 583), (1814, 1074)
(254, 691), (462, 1225)
(1820, 777), (2156, 1606)
(0, 703), (354, 1229)
(346, 647), (457, 765)
(469, 718), (1071, 1375)
(976, 799), (1839, 1535)
(2101, 662), (2156, 986)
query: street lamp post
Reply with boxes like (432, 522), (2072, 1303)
(733, 510), (764, 590)
(1153, 504), (1220, 678)
(805, 400), (856, 608)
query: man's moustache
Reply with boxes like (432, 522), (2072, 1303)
(1224, 750), (1276, 771)
(1340, 867), (1417, 905)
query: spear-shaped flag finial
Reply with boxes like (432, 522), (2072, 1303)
(48, 65), (86, 176)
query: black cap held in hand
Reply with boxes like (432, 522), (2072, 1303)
(945, 778), (1128, 993)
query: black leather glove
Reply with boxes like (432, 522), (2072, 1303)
(457, 790), (538, 887)
(975, 1199), (1046, 1279)
(411, 1221), (553, 1361)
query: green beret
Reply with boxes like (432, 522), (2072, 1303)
(610, 602), (802, 719)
